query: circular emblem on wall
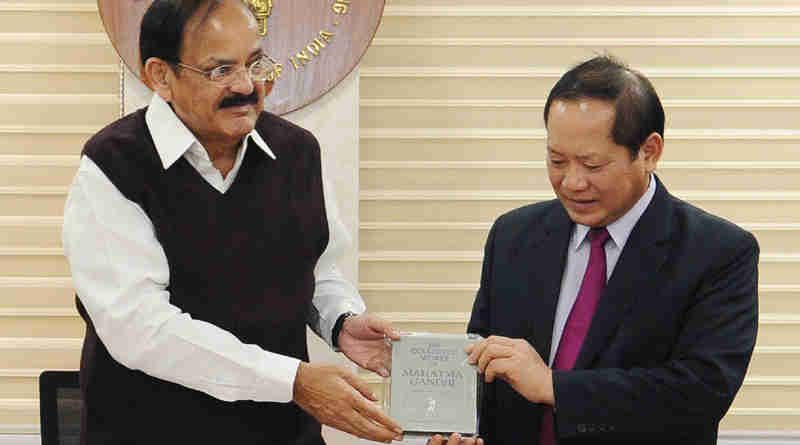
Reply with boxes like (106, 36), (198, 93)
(98, 0), (385, 115)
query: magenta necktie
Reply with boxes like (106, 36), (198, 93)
(539, 227), (610, 445)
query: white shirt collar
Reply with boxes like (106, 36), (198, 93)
(572, 173), (657, 251)
(144, 94), (276, 169)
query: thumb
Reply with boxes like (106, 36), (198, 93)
(366, 315), (401, 340)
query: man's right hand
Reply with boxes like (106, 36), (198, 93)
(293, 362), (404, 443)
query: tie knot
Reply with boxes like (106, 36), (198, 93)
(589, 227), (610, 247)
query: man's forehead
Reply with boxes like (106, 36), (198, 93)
(548, 99), (615, 133)
(183, 1), (257, 40)
(184, 1), (254, 23)
(552, 99), (614, 117)
(198, 3), (257, 30)
(181, 1), (261, 60)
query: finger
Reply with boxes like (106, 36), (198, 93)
(477, 438), (484, 445)
(349, 408), (403, 443)
(484, 357), (512, 383)
(471, 335), (516, 367)
(365, 354), (391, 378)
(470, 335), (513, 365)
(348, 315), (387, 340)
(367, 315), (401, 340)
(465, 334), (484, 353)
(365, 359), (390, 378)
(352, 391), (404, 435)
(486, 335), (516, 346)
(323, 411), (364, 442)
(344, 408), (399, 443)
(341, 370), (379, 401)
(446, 432), (462, 445)
(427, 434), (444, 445)
(477, 344), (514, 374)
(467, 339), (488, 364)
(341, 372), (403, 434)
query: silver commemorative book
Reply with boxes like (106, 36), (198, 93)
(387, 333), (483, 435)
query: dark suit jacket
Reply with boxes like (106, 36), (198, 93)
(467, 177), (759, 444)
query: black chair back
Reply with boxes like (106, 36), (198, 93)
(39, 370), (81, 445)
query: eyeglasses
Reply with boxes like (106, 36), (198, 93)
(173, 55), (278, 85)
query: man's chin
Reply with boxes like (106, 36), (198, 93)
(221, 117), (257, 140)
(563, 207), (607, 228)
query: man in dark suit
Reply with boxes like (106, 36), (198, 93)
(431, 55), (759, 445)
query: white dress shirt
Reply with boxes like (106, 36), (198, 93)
(548, 174), (657, 365)
(62, 94), (365, 403)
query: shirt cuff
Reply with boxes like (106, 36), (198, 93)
(253, 352), (301, 403)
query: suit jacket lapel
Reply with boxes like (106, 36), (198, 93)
(517, 204), (573, 363)
(574, 176), (676, 369)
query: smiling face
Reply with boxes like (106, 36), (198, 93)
(156, 0), (273, 148)
(546, 98), (660, 228)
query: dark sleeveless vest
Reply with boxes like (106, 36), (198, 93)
(76, 108), (328, 445)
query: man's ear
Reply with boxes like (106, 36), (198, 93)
(142, 57), (175, 102)
(639, 132), (663, 174)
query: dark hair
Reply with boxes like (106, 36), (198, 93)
(139, 0), (229, 68)
(543, 55), (665, 158)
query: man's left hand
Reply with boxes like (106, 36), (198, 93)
(466, 335), (554, 405)
(338, 313), (400, 377)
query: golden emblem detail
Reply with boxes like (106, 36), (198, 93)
(245, 0), (273, 36)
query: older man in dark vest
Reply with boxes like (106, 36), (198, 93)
(62, 1), (403, 443)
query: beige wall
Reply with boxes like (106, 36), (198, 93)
(0, 0), (799, 437)
(0, 0), (117, 434)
